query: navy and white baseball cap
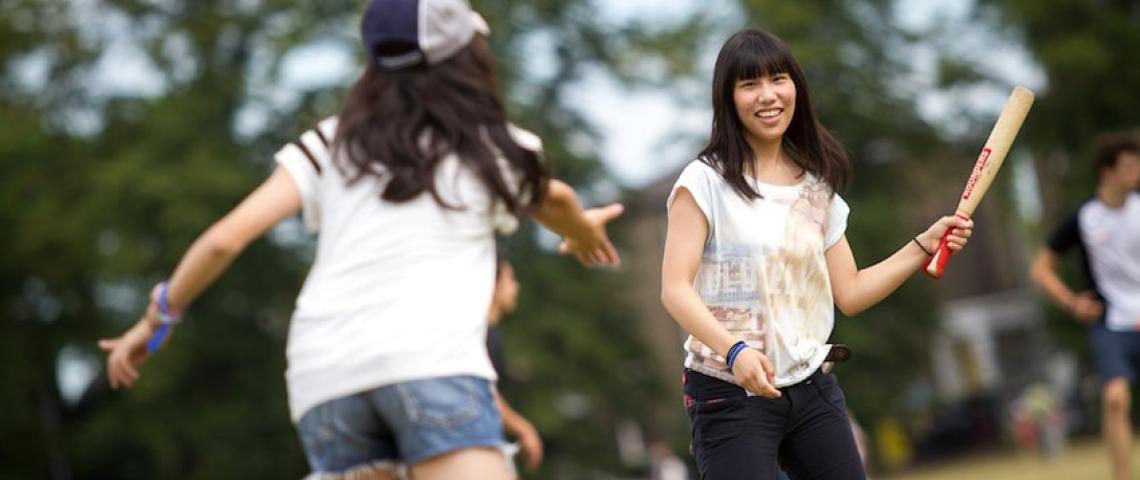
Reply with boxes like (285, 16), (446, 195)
(362, 0), (491, 70)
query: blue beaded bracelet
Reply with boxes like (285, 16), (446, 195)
(725, 341), (748, 371)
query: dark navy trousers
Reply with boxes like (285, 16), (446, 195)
(684, 368), (867, 480)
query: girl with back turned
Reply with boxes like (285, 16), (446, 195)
(99, 1), (622, 478)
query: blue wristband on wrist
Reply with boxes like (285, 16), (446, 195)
(146, 281), (184, 353)
(147, 323), (172, 353)
(725, 341), (748, 372)
(153, 281), (184, 325)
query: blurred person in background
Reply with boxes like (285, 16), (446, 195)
(1030, 133), (1140, 480)
(660, 28), (973, 479)
(648, 439), (689, 480)
(486, 257), (544, 475)
(1008, 383), (1066, 459)
(96, 0), (623, 479)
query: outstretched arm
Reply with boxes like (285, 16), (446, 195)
(531, 179), (623, 267)
(99, 166), (303, 389)
(827, 216), (973, 317)
(165, 167), (303, 308)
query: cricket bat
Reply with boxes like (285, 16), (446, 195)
(924, 86), (1035, 279)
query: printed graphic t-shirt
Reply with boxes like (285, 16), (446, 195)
(668, 160), (850, 387)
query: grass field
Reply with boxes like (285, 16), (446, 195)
(881, 438), (1140, 480)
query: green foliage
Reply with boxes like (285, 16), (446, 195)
(937, 58), (988, 88)
(497, 232), (668, 476)
(2, 1), (352, 477)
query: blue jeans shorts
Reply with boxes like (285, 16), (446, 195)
(1089, 325), (1140, 383)
(295, 375), (504, 476)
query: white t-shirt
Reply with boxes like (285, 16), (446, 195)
(1048, 192), (1140, 330)
(275, 117), (539, 421)
(667, 160), (850, 387)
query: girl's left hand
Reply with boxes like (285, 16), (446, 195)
(98, 308), (163, 389)
(917, 215), (974, 253)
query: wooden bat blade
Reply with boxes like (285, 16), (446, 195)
(956, 86), (1035, 217)
(924, 86), (1035, 279)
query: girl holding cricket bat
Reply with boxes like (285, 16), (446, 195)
(97, 0), (622, 478)
(661, 29), (974, 479)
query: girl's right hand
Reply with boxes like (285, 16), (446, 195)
(916, 215), (974, 253)
(558, 203), (624, 267)
(733, 348), (781, 398)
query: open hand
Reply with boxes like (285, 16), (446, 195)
(558, 203), (624, 267)
(98, 311), (162, 389)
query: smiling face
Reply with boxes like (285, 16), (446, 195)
(734, 73), (797, 146)
(700, 30), (850, 200)
(708, 30), (810, 158)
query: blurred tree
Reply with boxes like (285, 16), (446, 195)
(2, 0), (361, 478)
(0, 0), (695, 478)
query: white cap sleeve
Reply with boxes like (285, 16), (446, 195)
(489, 125), (546, 234)
(666, 161), (715, 231)
(507, 124), (543, 152)
(825, 193), (850, 249)
(274, 117), (337, 233)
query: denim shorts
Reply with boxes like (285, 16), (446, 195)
(295, 375), (504, 475)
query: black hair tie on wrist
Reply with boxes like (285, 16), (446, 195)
(913, 236), (933, 256)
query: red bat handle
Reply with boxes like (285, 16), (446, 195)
(923, 229), (954, 279)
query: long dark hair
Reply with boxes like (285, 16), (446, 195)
(333, 36), (548, 215)
(699, 29), (849, 199)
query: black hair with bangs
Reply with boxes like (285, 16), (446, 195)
(698, 29), (849, 199)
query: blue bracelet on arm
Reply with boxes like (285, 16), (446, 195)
(725, 340), (748, 372)
(146, 281), (184, 353)
(146, 324), (172, 354)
